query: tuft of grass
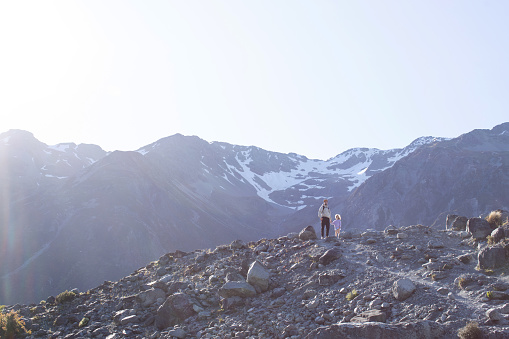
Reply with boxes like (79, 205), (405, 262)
(486, 235), (496, 245)
(79, 317), (89, 328)
(0, 310), (31, 339)
(457, 321), (483, 339)
(55, 290), (76, 304)
(458, 277), (469, 290)
(346, 289), (359, 301)
(486, 210), (504, 227)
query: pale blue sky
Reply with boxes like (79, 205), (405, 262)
(1, 1), (507, 160)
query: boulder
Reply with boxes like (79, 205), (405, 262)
(246, 261), (270, 292)
(427, 240), (444, 249)
(350, 309), (387, 323)
(299, 226), (317, 241)
(218, 281), (257, 298)
(318, 249), (341, 265)
(451, 216), (468, 231)
(446, 214), (459, 230)
(392, 278), (416, 301)
(492, 227), (506, 244)
(384, 225), (398, 235)
(136, 288), (166, 308)
(219, 296), (245, 310)
(478, 245), (507, 269)
(467, 217), (492, 240)
(487, 308), (503, 322)
(155, 293), (195, 330)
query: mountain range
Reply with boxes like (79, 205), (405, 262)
(1, 122), (508, 305)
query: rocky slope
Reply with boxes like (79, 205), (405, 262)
(339, 122), (509, 231)
(4, 213), (509, 339)
(0, 128), (444, 306)
(1, 122), (507, 306)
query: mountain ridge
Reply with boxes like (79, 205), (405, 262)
(1, 122), (507, 305)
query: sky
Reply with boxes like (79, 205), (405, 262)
(0, 1), (508, 160)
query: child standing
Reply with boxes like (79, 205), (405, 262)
(331, 214), (341, 238)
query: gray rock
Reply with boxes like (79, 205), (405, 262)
(427, 240), (444, 249)
(225, 271), (245, 283)
(478, 245), (507, 269)
(155, 293), (196, 330)
(385, 225), (398, 235)
(120, 314), (139, 325)
(488, 291), (509, 300)
(230, 239), (245, 250)
(467, 217), (492, 240)
(318, 248), (341, 265)
(218, 281), (257, 298)
(492, 227), (506, 243)
(219, 296), (245, 310)
(271, 287), (286, 298)
(286, 232), (299, 239)
(446, 214), (459, 230)
(168, 328), (187, 339)
(282, 324), (299, 338)
(487, 308), (503, 322)
(299, 226), (318, 241)
(451, 216), (468, 231)
(305, 320), (444, 339)
(136, 288), (166, 308)
(350, 309), (387, 323)
(392, 278), (416, 301)
(457, 253), (474, 264)
(318, 271), (344, 286)
(246, 261), (270, 292)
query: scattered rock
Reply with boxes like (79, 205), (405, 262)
(451, 216), (468, 231)
(246, 260), (270, 292)
(392, 278), (416, 301)
(318, 248), (341, 265)
(478, 245), (507, 269)
(299, 225), (318, 240)
(155, 293), (196, 330)
(467, 217), (492, 240)
(446, 214), (459, 230)
(218, 281), (257, 298)
(350, 309), (387, 323)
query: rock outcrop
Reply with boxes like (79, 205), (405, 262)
(4, 216), (509, 338)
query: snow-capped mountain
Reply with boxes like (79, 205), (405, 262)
(135, 134), (446, 213)
(1, 123), (506, 305)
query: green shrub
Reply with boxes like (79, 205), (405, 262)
(56, 290), (76, 304)
(346, 289), (359, 301)
(457, 321), (483, 339)
(0, 310), (30, 339)
(79, 317), (89, 328)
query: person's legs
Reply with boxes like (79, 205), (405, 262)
(324, 217), (330, 237)
(321, 220), (325, 238)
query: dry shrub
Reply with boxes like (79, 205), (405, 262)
(458, 321), (483, 339)
(0, 310), (30, 339)
(486, 210), (504, 227)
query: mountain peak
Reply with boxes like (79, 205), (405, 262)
(0, 129), (37, 145)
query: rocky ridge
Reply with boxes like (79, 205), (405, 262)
(4, 213), (509, 338)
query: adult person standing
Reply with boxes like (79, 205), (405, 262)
(318, 199), (331, 239)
